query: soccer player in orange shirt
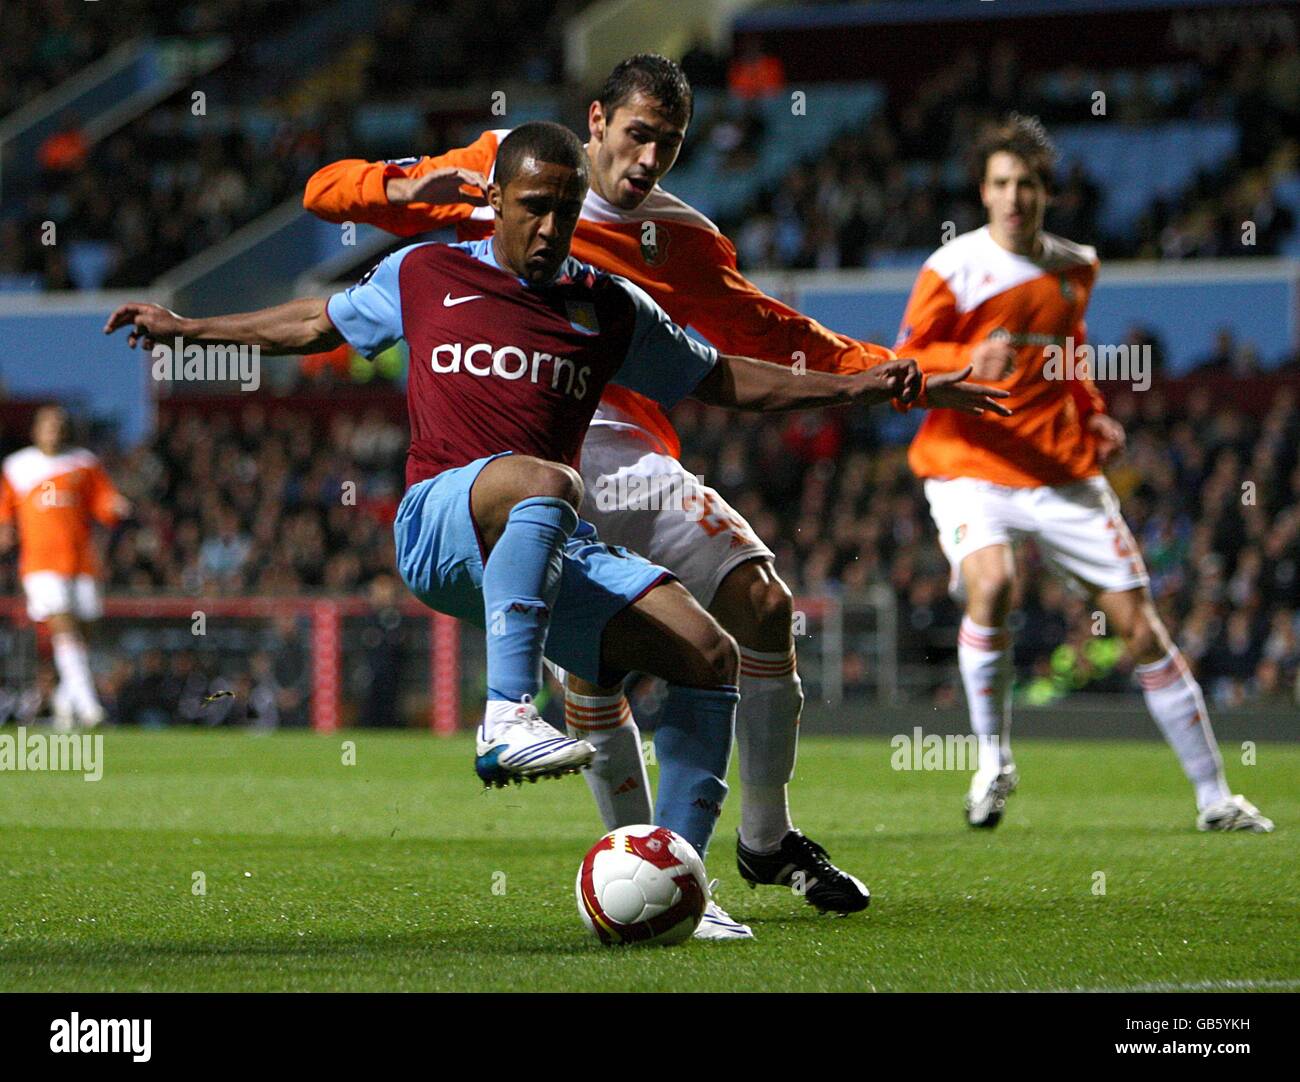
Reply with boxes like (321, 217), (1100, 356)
(895, 115), (1272, 833)
(305, 55), (1005, 925)
(0, 406), (129, 729)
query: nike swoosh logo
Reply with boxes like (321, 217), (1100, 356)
(443, 293), (484, 307)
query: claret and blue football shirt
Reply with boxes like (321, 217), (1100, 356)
(326, 237), (718, 487)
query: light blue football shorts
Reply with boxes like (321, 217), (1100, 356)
(394, 452), (673, 685)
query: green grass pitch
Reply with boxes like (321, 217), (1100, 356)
(0, 729), (1295, 992)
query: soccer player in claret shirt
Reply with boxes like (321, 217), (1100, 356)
(304, 55), (959, 916)
(895, 115), (1272, 833)
(0, 406), (129, 729)
(109, 123), (1006, 938)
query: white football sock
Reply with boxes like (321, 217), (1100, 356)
(564, 689), (652, 829)
(50, 683), (75, 731)
(737, 648), (801, 853)
(52, 632), (102, 724)
(958, 617), (1013, 781)
(481, 698), (529, 740)
(1135, 649), (1230, 811)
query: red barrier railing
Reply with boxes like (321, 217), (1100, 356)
(0, 595), (461, 734)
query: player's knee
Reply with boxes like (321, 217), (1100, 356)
(707, 624), (738, 686)
(968, 569), (1013, 614)
(699, 626), (740, 686)
(748, 574), (794, 645)
(1125, 612), (1163, 662)
(519, 458), (584, 510)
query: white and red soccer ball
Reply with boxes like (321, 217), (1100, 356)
(575, 824), (708, 946)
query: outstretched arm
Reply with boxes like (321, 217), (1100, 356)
(104, 298), (341, 356)
(669, 229), (898, 375)
(692, 355), (1010, 415)
(303, 130), (502, 237)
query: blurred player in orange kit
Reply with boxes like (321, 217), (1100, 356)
(0, 406), (130, 729)
(304, 54), (1007, 921)
(895, 114), (1272, 834)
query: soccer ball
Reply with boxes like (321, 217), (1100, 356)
(575, 824), (708, 946)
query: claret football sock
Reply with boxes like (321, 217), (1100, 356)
(957, 616), (1013, 781)
(653, 684), (739, 859)
(481, 496), (578, 707)
(1135, 648), (1231, 811)
(736, 647), (801, 853)
(564, 688), (653, 828)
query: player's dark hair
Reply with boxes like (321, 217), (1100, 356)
(972, 113), (1058, 191)
(598, 53), (693, 128)
(495, 121), (590, 190)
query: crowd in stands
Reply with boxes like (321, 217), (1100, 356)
(361, 1), (573, 101)
(1, 1), (300, 119)
(4, 7), (1299, 719)
(4, 109), (359, 290)
(95, 404), (405, 595)
(3, 332), (1298, 719)
(3, 0), (582, 290)
(669, 341), (1300, 710)
(717, 38), (1300, 269)
(6, 5), (1299, 290)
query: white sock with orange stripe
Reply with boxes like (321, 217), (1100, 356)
(958, 616), (1013, 782)
(564, 688), (652, 829)
(737, 647), (801, 853)
(1135, 649), (1230, 811)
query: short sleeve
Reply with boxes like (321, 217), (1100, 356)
(326, 244), (423, 358)
(610, 276), (718, 409)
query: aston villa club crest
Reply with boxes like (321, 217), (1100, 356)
(566, 301), (600, 335)
(640, 224), (670, 267)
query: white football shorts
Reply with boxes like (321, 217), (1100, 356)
(923, 474), (1150, 598)
(578, 423), (774, 607)
(22, 572), (103, 622)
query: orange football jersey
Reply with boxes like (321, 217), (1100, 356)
(0, 447), (121, 577)
(304, 129), (896, 458)
(896, 226), (1108, 488)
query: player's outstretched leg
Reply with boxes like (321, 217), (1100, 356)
(469, 456), (595, 787)
(713, 559), (870, 914)
(1097, 588), (1274, 833)
(958, 546), (1019, 828)
(600, 580), (752, 940)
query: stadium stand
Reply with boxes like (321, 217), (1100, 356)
(1, 0), (1298, 729)
(715, 39), (1300, 269)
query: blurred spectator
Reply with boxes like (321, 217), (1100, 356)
(37, 112), (89, 176)
(355, 573), (405, 728)
(116, 648), (176, 728)
(728, 39), (787, 100)
(199, 510), (252, 590)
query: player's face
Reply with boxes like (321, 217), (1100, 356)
(587, 93), (686, 210)
(32, 409), (68, 454)
(489, 158), (587, 284)
(980, 151), (1048, 252)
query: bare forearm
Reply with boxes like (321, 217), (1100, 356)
(693, 354), (886, 412)
(180, 298), (340, 355)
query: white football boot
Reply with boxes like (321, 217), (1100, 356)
(78, 702), (106, 729)
(965, 763), (1019, 829)
(1196, 794), (1274, 833)
(692, 879), (755, 941)
(475, 699), (594, 788)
